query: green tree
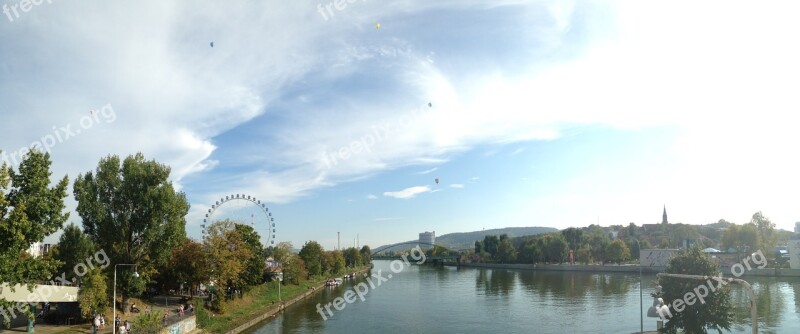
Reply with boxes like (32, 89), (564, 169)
(483, 235), (500, 257)
(588, 233), (610, 264)
(751, 211), (775, 252)
(281, 254), (307, 285)
(266, 241), (293, 263)
(606, 239), (630, 264)
(626, 237), (640, 262)
(77, 268), (108, 319)
(330, 250), (346, 274)
(204, 220), (253, 306)
(359, 245), (372, 266)
(474, 240), (484, 254)
(343, 247), (362, 267)
(73, 153), (189, 313)
(52, 223), (96, 282)
(544, 234), (568, 263)
(0, 152), (69, 326)
(156, 238), (209, 296)
(659, 247), (733, 333)
(518, 240), (542, 264)
(561, 227), (583, 252)
(496, 237), (517, 263)
(234, 224), (265, 287)
(299, 241), (324, 277)
(576, 244), (592, 264)
(131, 311), (162, 334)
(722, 223), (759, 261)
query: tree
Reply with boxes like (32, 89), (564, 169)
(587, 233), (610, 264)
(234, 224), (265, 287)
(156, 238), (209, 296)
(359, 245), (372, 266)
(659, 247), (733, 333)
(343, 247), (362, 267)
(204, 220), (253, 306)
(722, 223), (759, 260)
(299, 241), (324, 277)
(267, 241), (293, 263)
(52, 223), (96, 283)
(751, 211), (775, 252)
(330, 250), (346, 275)
(576, 245), (592, 264)
(132, 311), (162, 334)
(73, 153), (189, 313)
(606, 239), (630, 264)
(625, 237), (640, 262)
(474, 240), (484, 254)
(561, 227), (583, 252)
(78, 268), (108, 319)
(517, 240), (542, 264)
(544, 234), (568, 263)
(0, 152), (69, 326)
(483, 235), (500, 257)
(496, 237), (517, 263)
(281, 254), (307, 285)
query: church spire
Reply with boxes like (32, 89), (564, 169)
(662, 205), (668, 224)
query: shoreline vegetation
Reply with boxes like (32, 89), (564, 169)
(197, 266), (372, 334)
(448, 262), (800, 277)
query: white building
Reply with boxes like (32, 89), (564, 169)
(26, 242), (53, 258)
(419, 231), (435, 249)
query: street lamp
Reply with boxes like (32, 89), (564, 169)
(276, 272), (284, 302)
(634, 239), (643, 334)
(113, 264), (139, 334)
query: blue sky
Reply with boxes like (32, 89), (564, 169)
(1, 1), (799, 249)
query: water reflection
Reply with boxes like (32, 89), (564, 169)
(475, 268), (517, 296)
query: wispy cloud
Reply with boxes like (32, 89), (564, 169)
(383, 186), (432, 199)
(450, 184), (464, 189)
(366, 194), (378, 200)
(414, 167), (438, 175)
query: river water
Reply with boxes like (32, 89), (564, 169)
(246, 260), (800, 333)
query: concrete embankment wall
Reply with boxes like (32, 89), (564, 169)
(163, 315), (197, 334)
(455, 263), (800, 277)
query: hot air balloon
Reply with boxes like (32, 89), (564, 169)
(435, 178), (439, 185)
(375, 22), (381, 29)
(210, 41), (215, 48)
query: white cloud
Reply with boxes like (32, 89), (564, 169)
(414, 167), (439, 175)
(366, 194), (378, 200)
(373, 217), (401, 222)
(450, 184), (464, 189)
(383, 186), (432, 199)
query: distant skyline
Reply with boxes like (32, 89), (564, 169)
(2, 1), (799, 249)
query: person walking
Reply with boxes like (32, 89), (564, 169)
(125, 320), (131, 333)
(92, 315), (100, 334)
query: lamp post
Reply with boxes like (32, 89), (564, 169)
(113, 264), (139, 334)
(635, 239), (643, 334)
(276, 272), (284, 302)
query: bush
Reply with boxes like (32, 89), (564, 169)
(132, 311), (162, 334)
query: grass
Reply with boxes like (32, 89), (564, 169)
(197, 278), (322, 333)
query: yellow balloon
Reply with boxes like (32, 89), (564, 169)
(375, 22), (380, 29)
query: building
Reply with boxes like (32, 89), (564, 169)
(419, 231), (435, 249)
(27, 242), (53, 258)
(662, 205), (668, 224)
(795, 222), (800, 233)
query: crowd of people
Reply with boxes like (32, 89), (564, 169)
(91, 313), (130, 334)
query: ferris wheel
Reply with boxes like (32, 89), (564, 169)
(201, 193), (276, 246)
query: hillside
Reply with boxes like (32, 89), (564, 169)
(375, 226), (558, 252)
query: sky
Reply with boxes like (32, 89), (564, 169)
(1, 0), (799, 250)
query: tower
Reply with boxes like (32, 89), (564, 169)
(662, 205), (668, 224)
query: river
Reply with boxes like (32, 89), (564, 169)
(246, 260), (800, 333)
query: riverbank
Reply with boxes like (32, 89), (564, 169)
(197, 266), (372, 334)
(452, 262), (800, 277)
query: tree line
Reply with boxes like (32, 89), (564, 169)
(0, 150), (372, 323)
